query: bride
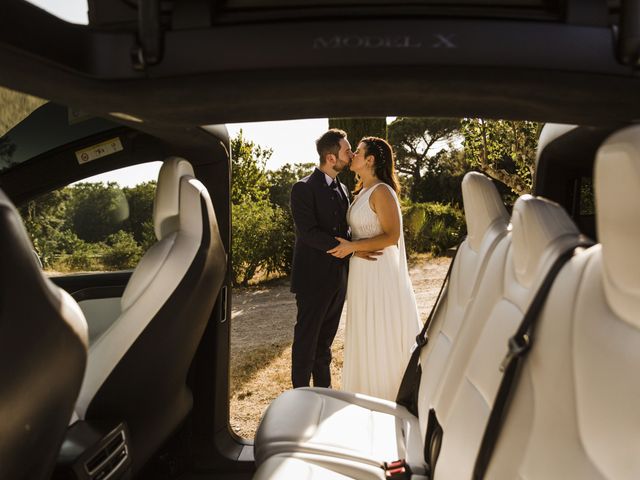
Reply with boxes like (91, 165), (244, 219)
(328, 136), (422, 401)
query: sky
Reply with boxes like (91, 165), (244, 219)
(226, 118), (331, 170)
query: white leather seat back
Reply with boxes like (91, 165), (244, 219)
(73, 157), (227, 474)
(75, 157), (203, 417)
(486, 125), (640, 480)
(417, 172), (509, 435)
(431, 195), (583, 480)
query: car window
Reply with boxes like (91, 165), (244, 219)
(19, 162), (162, 274)
(579, 176), (595, 215)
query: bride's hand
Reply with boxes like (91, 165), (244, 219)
(327, 237), (355, 258)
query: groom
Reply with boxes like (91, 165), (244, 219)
(289, 128), (353, 388)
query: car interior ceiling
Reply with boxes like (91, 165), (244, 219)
(2, 0), (640, 479)
(1, 0), (640, 129)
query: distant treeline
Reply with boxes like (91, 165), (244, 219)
(20, 181), (156, 272)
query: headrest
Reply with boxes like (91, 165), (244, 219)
(511, 194), (580, 288)
(461, 172), (510, 252)
(536, 124), (578, 164)
(595, 125), (640, 329)
(153, 157), (195, 240)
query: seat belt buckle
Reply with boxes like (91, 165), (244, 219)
(384, 459), (412, 479)
(500, 333), (530, 372)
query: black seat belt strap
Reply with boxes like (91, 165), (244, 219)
(472, 240), (592, 480)
(396, 238), (464, 416)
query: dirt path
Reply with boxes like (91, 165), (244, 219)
(229, 255), (451, 438)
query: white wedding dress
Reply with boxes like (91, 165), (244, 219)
(341, 182), (422, 401)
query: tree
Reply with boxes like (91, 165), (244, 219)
(19, 188), (75, 268)
(412, 148), (469, 207)
(328, 118), (387, 193)
(387, 117), (461, 201)
(231, 130), (272, 205)
(123, 181), (156, 245)
(460, 118), (541, 196)
(267, 162), (315, 208)
(232, 201), (281, 286)
(67, 182), (129, 243)
(103, 230), (143, 270)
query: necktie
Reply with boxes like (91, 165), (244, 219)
(331, 180), (346, 206)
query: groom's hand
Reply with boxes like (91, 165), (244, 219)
(353, 250), (383, 261)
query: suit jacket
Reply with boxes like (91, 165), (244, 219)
(290, 168), (351, 294)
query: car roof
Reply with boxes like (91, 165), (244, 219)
(0, 0), (637, 132)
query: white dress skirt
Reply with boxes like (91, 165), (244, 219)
(341, 182), (422, 401)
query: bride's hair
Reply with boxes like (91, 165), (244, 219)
(355, 137), (401, 195)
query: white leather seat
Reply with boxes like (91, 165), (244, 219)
(430, 194), (585, 479)
(253, 192), (586, 480)
(254, 453), (406, 480)
(73, 157), (227, 474)
(253, 172), (509, 472)
(416, 171), (510, 434)
(484, 125), (640, 479)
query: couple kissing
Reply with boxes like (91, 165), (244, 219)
(290, 128), (422, 401)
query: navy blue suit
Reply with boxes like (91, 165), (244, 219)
(290, 168), (350, 388)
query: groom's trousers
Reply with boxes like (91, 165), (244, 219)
(291, 276), (347, 389)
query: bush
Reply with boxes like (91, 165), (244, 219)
(263, 207), (295, 277)
(402, 201), (465, 256)
(232, 201), (293, 286)
(64, 241), (108, 272)
(103, 230), (143, 270)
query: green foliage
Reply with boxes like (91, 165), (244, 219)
(461, 118), (540, 196)
(19, 181), (151, 272)
(103, 230), (143, 270)
(123, 181), (156, 243)
(140, 219), (157, 251)
(402, 201), (465, 256)
(231, 130), (272, 205)
(68, 182), (130, 242)
(230, 131), (300, 285)
(232, 201), (293, 286)
(64, 241), (107, 272)
(411, 149), (471, 207)
(263, 207), (296, 277)
(267, 162), (315, 208)
(388, 117), (461, 201)
(20, 189), (74, 268)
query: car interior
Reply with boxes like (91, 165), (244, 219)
(1, 0), (639, 479)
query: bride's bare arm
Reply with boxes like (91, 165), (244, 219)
(327, 186), (400, 258)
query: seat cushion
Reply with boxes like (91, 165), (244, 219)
(253, 453), (425, 480)
(255, 388), (425, 473)
(254, 454), (380, 480)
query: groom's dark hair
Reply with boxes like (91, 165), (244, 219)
(316, 129), (347, 164)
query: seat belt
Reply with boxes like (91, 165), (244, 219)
(471, 240), (593, 480)
(395, 238), (464, 416)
